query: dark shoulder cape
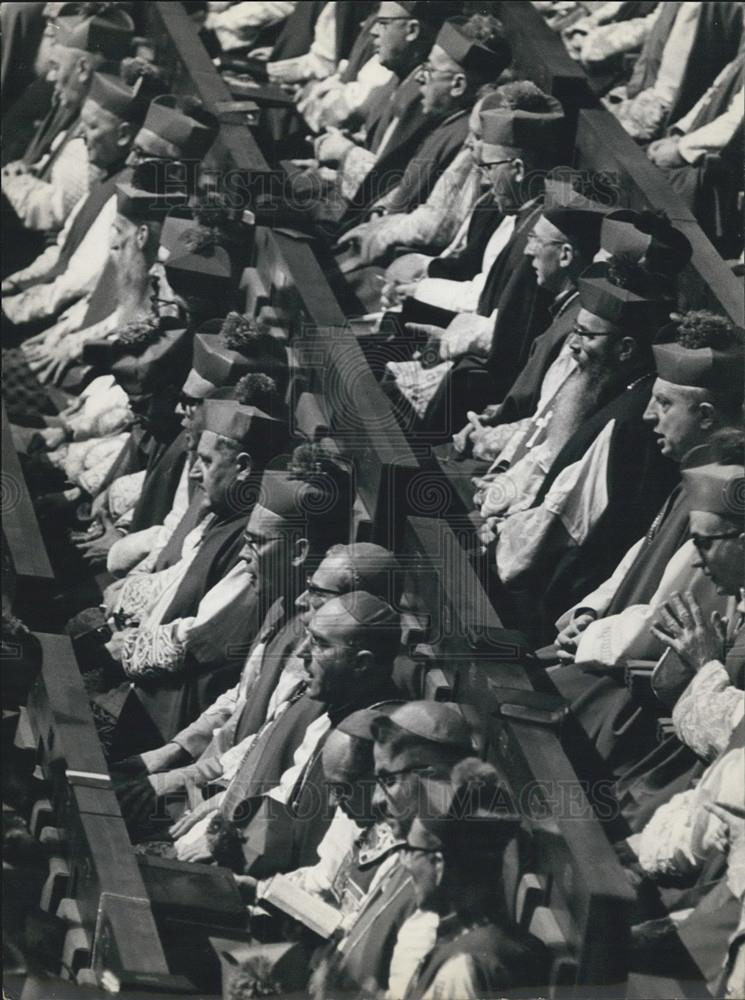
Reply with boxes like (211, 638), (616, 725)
(333, 861), (417, 994)
(427, 194), (504, 283)
(374, 108), (470, 216)
(232, 610), (306, 744)
(96, 420), (181, 498)
(129, 429), (189, 533)
(132, 502), (257, 745)
(605, 485), (688, 615)
(498, 294), (581, 423)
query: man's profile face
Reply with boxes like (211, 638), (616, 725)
(524, 215), (567, 292)
(299, 602), (359, 703)
(643, 378), (708, 462)
(689, 509), (744, 596)
(372, 741), (437, 837)
(372, 2), (416, 72)
(81, 98), (126, 171)
(48, 43), (86, 108)
(239, 503), (295, 592)
(418, 45), (460, 116)
(568, 308), (620, 375)
(190, 429), (241, 514)
(294, 552), (348, 625)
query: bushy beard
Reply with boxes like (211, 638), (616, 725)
(545, 363), (618, 453)
(115, 247), (153, 318)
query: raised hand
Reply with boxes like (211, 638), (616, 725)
(651, 592), (728, 672)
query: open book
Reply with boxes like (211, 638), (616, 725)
(257, 875), (343, 939)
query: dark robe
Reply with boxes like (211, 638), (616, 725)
(342, 70), (433, 217)
(616, 622), (744, 832)
(41, 160), (128, 285)
(417, 199), (554, 442)
(498, 292), (581, 424)
(323, 860), (418, 996)
(344, 106), (471, 225)
(19, 94), (76, 168)
(521, 374), (680, 639)
(112, 599), (303, 839)
(128, 429), (189, 534)
(100, 502), (256, 758)
(403, 913), (550, 1000)
(231, 612), (306, 746)
(548, 486), (692, 778)
(1, 2), (45, 112)
(338, 12), (379, 88)
(1, 77), (54, 167)
(97, 416), (183, 499)
(234, 678), (400, 878)
(270, 0), (326, 61)
(432, 290), (581, 511)
(154, 490), (206, 572)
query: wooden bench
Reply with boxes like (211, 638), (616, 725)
(2, 402), (55, 628)
(402, 516), (635, 995)
(24, 634), (176, 987)
(24, 632), (243, 994)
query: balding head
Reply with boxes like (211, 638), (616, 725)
(322, 727), (376, 824)
(299, 592), (400, 706)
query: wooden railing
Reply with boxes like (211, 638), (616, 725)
(2, 402), (55, 627)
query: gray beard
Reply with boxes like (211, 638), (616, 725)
(115, 254), (153, 319)
(544, 365), (617, 452)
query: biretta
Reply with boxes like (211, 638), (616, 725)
(635, 212), (692, 276)
(681, 463), (745, 519)
(257, 466), (352, 533)
(159, 207), (195, 256)
(542, 206), (606, 260)
(111, 326), (192, 395)
(600, 210), (651, 260)
(479, 99), (564, 162)
(86, 71), (145, 123)
(200, 399), (288, 461)
(435, 19), (511, 79)
(136, 95), (219, 161)
(397, 1), (463, 25)
(116, 160), (190, 222)
(371, 700), (475, 750)
(183, 334), (257, 398)
(578, 266), (669, 329)
(164, 230), (237, 300)
(544, 172), (610, 213)
(54, 8), (134, 59)
(653, 323), (745, 397)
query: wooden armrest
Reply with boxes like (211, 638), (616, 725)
(423, 666), (454, 702)
(657, 718), (675, 742)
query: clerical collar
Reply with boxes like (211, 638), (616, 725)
(550, 286), (578, 317)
